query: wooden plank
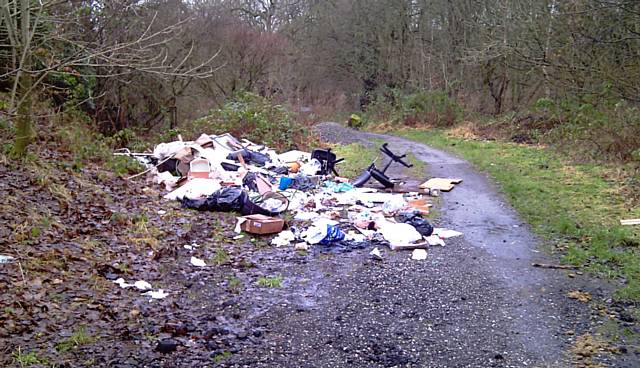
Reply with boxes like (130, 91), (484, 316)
(620, 219), (640, 225)
(419, 178), (462, 191)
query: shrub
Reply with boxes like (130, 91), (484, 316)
(347, 113), (364, 129)
(363, 89), (462, 128)
(535, 98), (640, 163)
(189, 92), (315, 151)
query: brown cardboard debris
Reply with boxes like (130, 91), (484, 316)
(240, 215), (284, 234)
(419, 178), (463, 192)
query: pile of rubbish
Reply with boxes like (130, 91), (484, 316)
(117, 132), (463, 260)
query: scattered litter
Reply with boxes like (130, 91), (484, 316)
(117, 133), (468, 265)
(378, 221), (423, 250)
(190, 256), (207, 267)
(271, 230), (296, 247)
(114, 278), (132, 288)
(294, 242), (310, 251)
(144, 289), (169, 300)
(369, 247), (383, 260)
(303, 219), (345, 245)
(0, 255), (15, 264)
(433, 228), (463, 238)
(425, 235), (446, 246)
(397, 211), (433, 236)
(241, 214), (285, 234)
(411, 249), (427, 260)
(620, 219), (640, 226)
(419, 178), (463, 192)
(114, 278), (153, 291)
(294, 211), (320, 221)
(382, 196), (408, 216)
(134, 281), (153, 291)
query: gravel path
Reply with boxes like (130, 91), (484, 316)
(220, 123), (626, 367)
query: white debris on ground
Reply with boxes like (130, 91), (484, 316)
(114, 132), (465, 300)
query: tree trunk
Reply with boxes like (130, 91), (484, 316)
(12, 0), (33, 157)
(13, 71), (33, 157)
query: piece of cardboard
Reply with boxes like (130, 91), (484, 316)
(419, 178), (463, 192)
(240, 215), (284, 234)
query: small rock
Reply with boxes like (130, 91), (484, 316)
(619, 311), (635, 322)
(156, 339), (178, 354)
(236, 331), (249, 340)
(206, 341), (219, 351)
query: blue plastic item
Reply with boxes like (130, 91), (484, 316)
(279, 177), (294, 190)
(319, 224), (345, 245)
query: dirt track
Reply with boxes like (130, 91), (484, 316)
(223, 123), (624, 367)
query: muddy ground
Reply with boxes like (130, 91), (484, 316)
(1, 124), (638, 367)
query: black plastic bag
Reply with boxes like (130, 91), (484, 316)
(396, 211), (434, 236)
(182, 187), (247, 212)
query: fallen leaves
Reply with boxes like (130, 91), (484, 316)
(568, 290), (592, 303)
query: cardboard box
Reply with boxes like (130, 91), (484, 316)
(240, 215), (284, 235)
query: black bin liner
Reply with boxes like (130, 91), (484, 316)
(182, 187), (278, 216)
(396, 211), (434, 236)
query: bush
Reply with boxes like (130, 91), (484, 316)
(363, 89), (462, 128)
(189, 92), (315, 151)
(535, 98), (640, 163)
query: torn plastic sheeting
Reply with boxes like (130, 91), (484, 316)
(278, 150), (311, 163)
(299, 158), (322, 176)
(294, 211), (320, 221)
(113, 278), (153, 291)
(154, 171), (180, 191)
(164, 178), (221, 201)
(377, 221), (423, 249)
(153, 141), (190, 160)
(324, 181), (354, 193)
(0, 255), (15, 264)
(433, 228), (463, 238)
(382, 196), (408, 216)
(303, 219), (344, 245)
(271, 230), (296, 247)
(425, 235), (446, 246)
(144, 289), (169, 300)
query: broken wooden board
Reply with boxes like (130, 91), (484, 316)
(620, 219), (640, 226)
(419, 178), (463, 192)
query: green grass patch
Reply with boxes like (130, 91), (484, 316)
(332, 142), (378, 178)
(396, 128), (640, 300)
(12, 348), (47, 368)
(257, 276), (283, 288)
(55, 326), (96, 353)
(212, 351), (233, 363)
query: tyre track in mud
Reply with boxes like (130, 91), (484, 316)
(223, 123), (627, 367)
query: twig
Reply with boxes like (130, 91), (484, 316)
(531, 263), (578, 270)
(126, 154), (176, 181)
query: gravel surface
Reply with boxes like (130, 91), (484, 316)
(219, 123), (632, 367)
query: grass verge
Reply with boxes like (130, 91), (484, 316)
(395, 129), (640, 300)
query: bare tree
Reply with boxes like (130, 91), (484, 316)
(0, 0), (221, 156)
